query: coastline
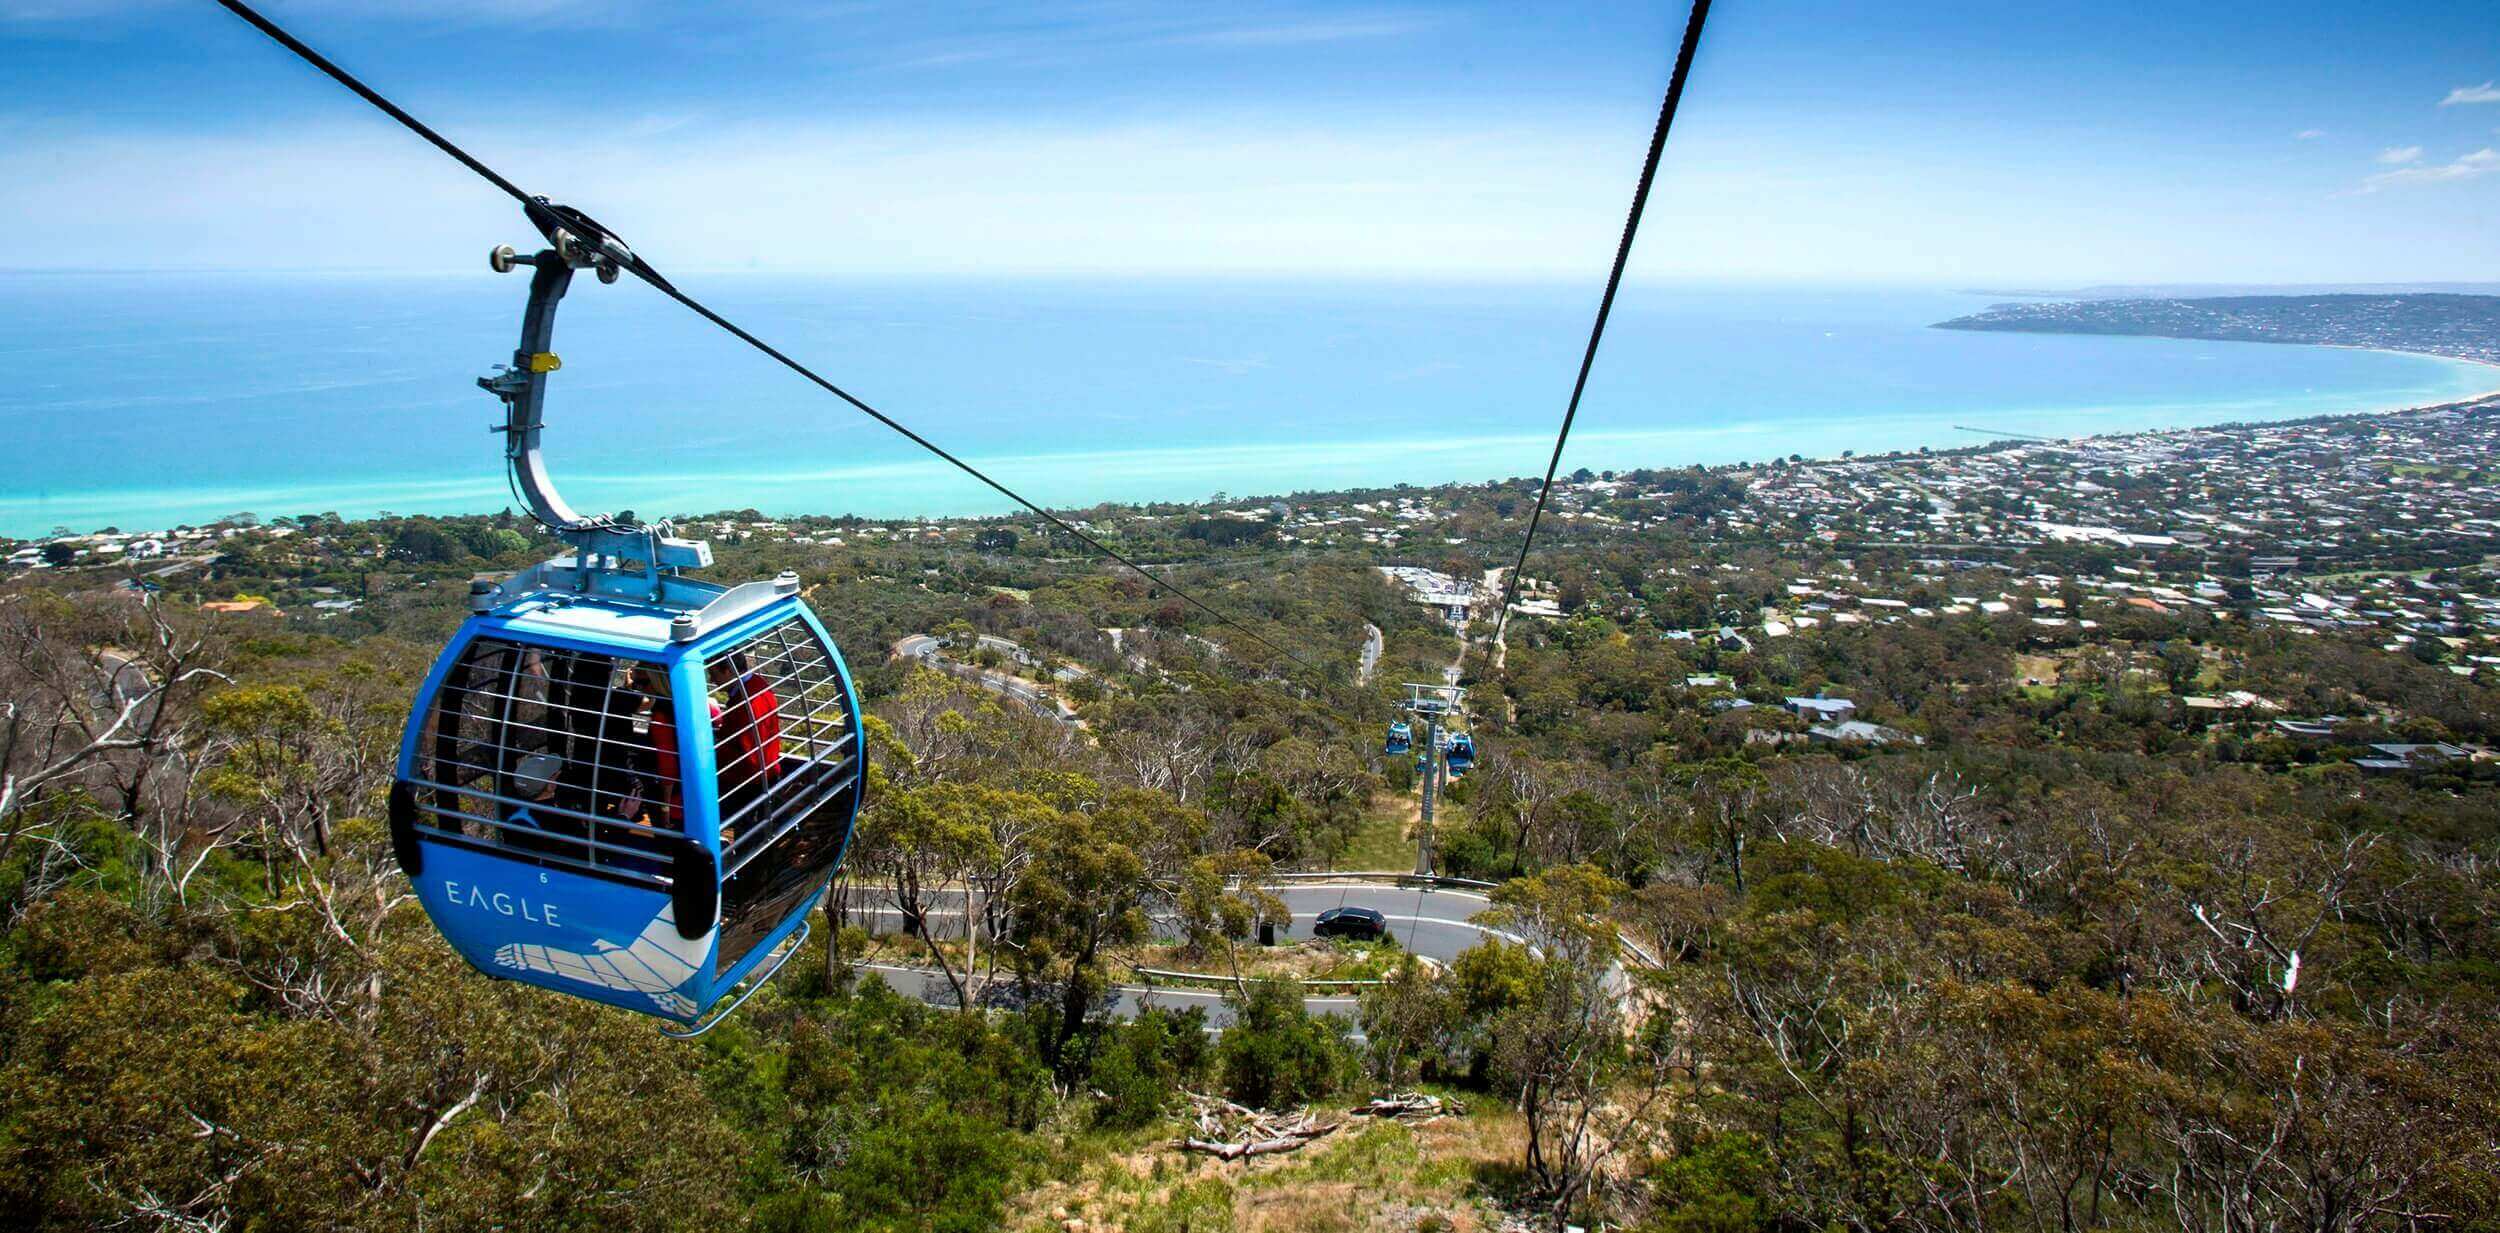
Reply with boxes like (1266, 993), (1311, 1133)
(2326, 345), (2500, 409)
(1911, 345), (2500, 461)
(1931, 299), (2500, 417)
(5, 341), (2493, 540)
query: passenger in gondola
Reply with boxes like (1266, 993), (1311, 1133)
(546, 649), (613, 816)
(503, 650), (584, 845)
(605, 664), (681, 877)
(709, 653), (783, 833)
(502, 751), (582, 860)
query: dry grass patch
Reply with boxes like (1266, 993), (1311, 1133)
(1012, 1106), (1526, 1233)
(1130, 939), (1401, 984)
(2013, 652), (2065, 686)
(1333, 789), (1421, 871)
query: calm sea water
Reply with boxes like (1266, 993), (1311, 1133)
(2, 272), (2490, 537)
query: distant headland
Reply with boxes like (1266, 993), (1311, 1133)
(1935, 292), (2500, 370)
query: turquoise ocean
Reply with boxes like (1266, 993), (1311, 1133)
(3, 272), (2491, 538)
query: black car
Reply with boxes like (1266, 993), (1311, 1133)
(1312, 905), (1388, 941)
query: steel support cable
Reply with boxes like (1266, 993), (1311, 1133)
(211, 0), (1325, 681)
(1491, 0), (1712, 651)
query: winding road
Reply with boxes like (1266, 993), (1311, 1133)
(856, 962), (1363, 1029)
(848, 881), (1520, 1025)
(892, 634), (1079, 726)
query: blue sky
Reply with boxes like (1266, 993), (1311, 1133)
(4, 1), (2497, 282)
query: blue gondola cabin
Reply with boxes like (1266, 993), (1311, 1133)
(390, 567), (865, 1032)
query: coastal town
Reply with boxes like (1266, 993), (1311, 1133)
(16, 282), (2500, 810)
(19, 385), (2500, 780)
(21, 397), (2500, 661)
(1719, 398), (2500, 645)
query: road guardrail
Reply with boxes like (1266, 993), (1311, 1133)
(1264, 870), (1500, 890)
(1128, 965), (1385, 988)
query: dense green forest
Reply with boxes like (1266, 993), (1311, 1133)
(5, 484), (2499, 1230)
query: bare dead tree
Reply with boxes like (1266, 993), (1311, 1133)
(1765, 761), (1985, 872)
(0, 591), (227, 907)
(2176, 833), (2375, 1020)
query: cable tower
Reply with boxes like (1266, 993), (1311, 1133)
(1398, 682), (1466, 877)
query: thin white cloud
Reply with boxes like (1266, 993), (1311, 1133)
(863, 7), (1435, 75)
(4, 0), (635, 28)
(2295, 129), (2326, 140)
(1163, 16), (1433, 48)
(0, 115), (1639, 276)
(10, 96), (2499, 283)
(2441, 81), (2500, 106)
(2363, 147), (2500, 190)
(2375, 145), (2423, 164)
(0, 0), (166, 18)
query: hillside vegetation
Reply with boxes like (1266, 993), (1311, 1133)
(5, 452), (2500, 1230)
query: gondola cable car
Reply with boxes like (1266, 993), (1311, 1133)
(213, 0), (1705, 1037)
(1383, 720), (1412, 755)
(388, 214), (867, 1037)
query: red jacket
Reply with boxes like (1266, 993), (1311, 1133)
(724, 674), (783, 790)
(648, 704), (698, 823)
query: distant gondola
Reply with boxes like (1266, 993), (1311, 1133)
(1384, 720), (1413, 755)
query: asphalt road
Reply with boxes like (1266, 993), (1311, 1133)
(853, 883), (1513, 954)
(847, 881), (1518, 1024)
(890, 634), (1078, 725)
(854, 962), (1361, 1029)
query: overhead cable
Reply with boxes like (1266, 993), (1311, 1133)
(212, 0), (1327, 681)
(1491, 0), (1713, 649)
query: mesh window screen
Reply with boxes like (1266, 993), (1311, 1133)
(711, 616), (863, 966)
(411, 638), (683, 886)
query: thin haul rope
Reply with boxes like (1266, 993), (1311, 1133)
(211, 0), (1327, 681)
(1492, 0), (1713, 650)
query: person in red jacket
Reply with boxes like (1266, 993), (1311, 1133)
(709, 654), (783, 832)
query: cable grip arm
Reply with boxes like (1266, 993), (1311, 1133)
(480, 227), (710, 581)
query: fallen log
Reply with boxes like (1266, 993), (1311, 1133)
(1178, 1122), (1341, 1160)
(1175, 1092), (1342, 1159)
(1351, 1092), (1463, 1121)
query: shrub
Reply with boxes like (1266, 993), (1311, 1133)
(1215, 979), (1355, 1109)
(1088, 1007), (1212, 1127)
(1640, 1132), (1771, 1233)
